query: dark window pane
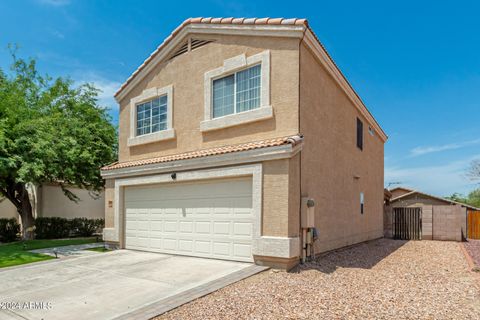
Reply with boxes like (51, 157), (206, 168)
(356, 118), (363, 150)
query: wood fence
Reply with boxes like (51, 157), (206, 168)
(468, 210), (480, 239)
(393, 207), (422, 240)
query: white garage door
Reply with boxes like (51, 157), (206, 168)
(124, 177), (254, 262)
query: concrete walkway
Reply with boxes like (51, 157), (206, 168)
(0, 250), (266, 320)
(30, 242), (106, 258)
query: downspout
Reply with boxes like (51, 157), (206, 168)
(299, 26), (319, 263)
(299, 28), (305, 263)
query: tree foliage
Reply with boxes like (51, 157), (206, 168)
(0, 51), (117, 238)
(446, 189), (480, 208)
(469, 159), (480, 182)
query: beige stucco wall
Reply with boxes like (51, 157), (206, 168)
(104, 180), (115, 228)
(288, 153), (301, 238)
(117, 34), (300, 162)
(0, 199), (17, 219)
(299, 42), (385, 253)
(262, 157), (300, 238)
(39, 185), (104, 219)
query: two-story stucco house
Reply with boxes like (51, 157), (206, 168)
(101, 17), (387, 270)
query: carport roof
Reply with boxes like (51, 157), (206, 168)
(102, 134), (303, 171)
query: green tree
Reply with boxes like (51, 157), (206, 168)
(466, 189), (480, 208)
(446, 192), (467, 203)
(0, 52), (117, 239)
(446, 189), (480, 208)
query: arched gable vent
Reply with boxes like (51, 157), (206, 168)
(169, 38), (214, 60)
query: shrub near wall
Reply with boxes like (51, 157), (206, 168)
(70, 218), (104, 237)
(0, 218), (20, 242)
(34, 217), (104, 239)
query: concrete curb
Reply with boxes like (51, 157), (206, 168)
(112, 264), (269, 320)
(0, 245), (114, 273)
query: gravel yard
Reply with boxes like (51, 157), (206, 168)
(464, 239), (480, 268)
(157, 239), (480, 320)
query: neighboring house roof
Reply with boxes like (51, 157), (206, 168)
(384, 188), (392, 200)
(389, 187), (414, 194)
(390, 189), (480, 211)
(102, 135), (303, 171)
(113, 17), (387, 142)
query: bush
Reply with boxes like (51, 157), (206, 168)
(34, 217), (70, 239)
(34, 217), (104, 239)
(70, 218), (104, 237)
(0, 218), (20, 242)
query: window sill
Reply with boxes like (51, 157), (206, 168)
(200, 105), (273, 132)
(127, 128), (175, 147)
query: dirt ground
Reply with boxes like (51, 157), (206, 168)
(157, 239), (480, 320)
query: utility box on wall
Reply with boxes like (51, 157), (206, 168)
(301, 197), (315, 228)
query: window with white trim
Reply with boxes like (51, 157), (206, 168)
(128, 85), (174, 147)
(136, 95), (168, 136)
(212, 64), (261, 118)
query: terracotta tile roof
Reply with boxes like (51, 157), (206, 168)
(102, 135), (303, 171)
(114, 17), (308, 98)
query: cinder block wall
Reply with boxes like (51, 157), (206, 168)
(383, 204), (392, 238)
(432, 206), (465, 241)
(422, 205), (433, 240)
(386, 202), (466, 241)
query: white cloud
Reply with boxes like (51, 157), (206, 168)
(74, 72), (121, 113)
(385, 155), (480, 196)
(49, 29), (65, 39)
(37, 0), (70, 6)
(410, 138), (480, 157)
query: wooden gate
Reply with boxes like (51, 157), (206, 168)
(393, 207), (422, 240)
(468, 210), (480, 239)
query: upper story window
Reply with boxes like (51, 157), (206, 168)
(136, 95), (168, 136)
(212, 64), (261, 118)
(128, 85), (175, 147)
(356, 117), (363, 150)
(201, 51), (273, 132)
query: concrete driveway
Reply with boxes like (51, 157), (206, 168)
(0, 250), (265, 320)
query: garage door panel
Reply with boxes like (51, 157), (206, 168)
(195, 221), (211, 234)
(178, 240), (193, 252)
(213, 222), (230, 235)
(233, 243), (251, 258)
(194, 241), (211, 253)
(233, 222), (252, 236)
(125, 178), (253, 262)
(163, 238), (177, 250)
(213, 242), (230, 256)
(163, 221), (178, 232)
(179, 221), (193, 233)
(150, 221), (163, 231)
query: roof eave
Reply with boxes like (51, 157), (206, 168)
(101, 141), (302, 179)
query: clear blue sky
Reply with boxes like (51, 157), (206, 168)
(1, 0), (479, 196)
